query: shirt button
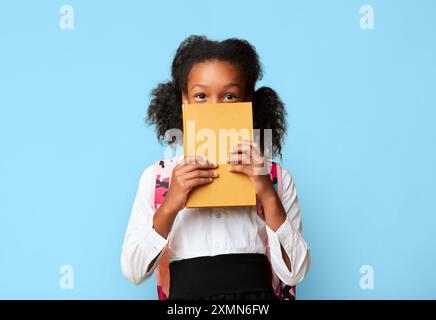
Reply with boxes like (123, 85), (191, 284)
(215, 213), (221, 218)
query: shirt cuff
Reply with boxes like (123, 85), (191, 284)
(275, 219), (294, 253)
(147, 225), (169, 255)
(265, 220), (295, 283)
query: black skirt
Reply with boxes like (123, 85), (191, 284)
(168, 253), (279, 300)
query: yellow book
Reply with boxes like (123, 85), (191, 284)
(182, 102), (256, 208)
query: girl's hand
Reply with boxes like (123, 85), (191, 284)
(162, 156), (219, 215)
(227, 140), (276, 203)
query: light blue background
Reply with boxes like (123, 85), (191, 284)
(1, 0), (435, 299)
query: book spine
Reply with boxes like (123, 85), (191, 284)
(182, 104), (187, 159)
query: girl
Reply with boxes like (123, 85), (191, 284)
(121, 35), (311, 300)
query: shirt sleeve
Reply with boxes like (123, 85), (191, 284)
(265, 167), (311, 287)
(120, 164), (169, 285)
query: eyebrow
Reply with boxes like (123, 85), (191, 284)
(223, 83), (241, 89)
(190, 83), (241, 90)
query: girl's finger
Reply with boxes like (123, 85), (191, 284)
(237, 141), (263, 164)
(237, 140), (262, 157)
(179, 159), (218, 173)
(230, 142), (262, 159)
(185, 177), (215, 189)
(183, 169), (219, 180)
(229, 143), (250, 154)
(227, 153), (251, 165)
(228, 164), (252, 176)
(228, 148), (264, 165)
(182, 155), (208, 165)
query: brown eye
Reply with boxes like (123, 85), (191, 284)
(194, 93), (206, 101)
(223, 94), (238, 101)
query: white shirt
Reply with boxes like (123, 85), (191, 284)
(121, 156), (311, 287)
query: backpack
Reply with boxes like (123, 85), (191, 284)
(152, 156), (296, 300)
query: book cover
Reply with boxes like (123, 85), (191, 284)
(182, 102), (256, 208)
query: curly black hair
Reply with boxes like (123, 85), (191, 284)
(146, 35), (287, 158)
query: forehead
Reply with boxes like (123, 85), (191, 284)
(187, 60), (245, 88)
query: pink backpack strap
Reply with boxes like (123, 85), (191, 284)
(265, 162), (296, 300)
(154, 160), (174, 211)
(255, 161), (283, 218)
(152, 156), (180, 300)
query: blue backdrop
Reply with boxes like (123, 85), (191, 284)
(1, 0), (435, 299)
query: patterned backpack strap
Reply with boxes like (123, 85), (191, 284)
(256, 161), (282, 218)
(152, 156), (180, 300)
(260, 161), (296, 300)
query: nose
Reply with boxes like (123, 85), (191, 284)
(208, 95), (219, 104)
